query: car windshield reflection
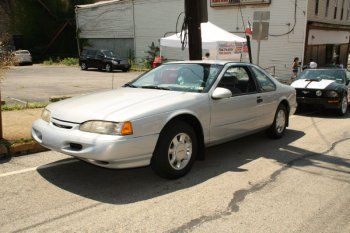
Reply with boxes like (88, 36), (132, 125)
(129, 63), (224, 93)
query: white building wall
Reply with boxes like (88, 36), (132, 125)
(76, 0), (309, 78)
(76, 0), (134, 39)
(134, 0), (308, 78)
(133, 0), (187, 61)
(208, 0), (308, 78)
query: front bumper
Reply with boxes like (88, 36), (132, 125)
(112, 63), (131, 70)
(32, 119), (159, 169)
(296, 97), (341, 109)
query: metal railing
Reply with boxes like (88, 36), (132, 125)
(263, 66), (276, 77)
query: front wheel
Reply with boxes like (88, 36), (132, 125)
(267, 104), (288, 139)
(338, 94), (348, 116)
(80, 62), (88, 70)
(151, 121), (197, 179)
(105, 63), (112, 72)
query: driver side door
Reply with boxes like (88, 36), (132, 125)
(210, 65), (261, 143)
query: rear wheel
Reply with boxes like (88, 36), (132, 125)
(338, 94), (348, 116)
(80, 62), (88, 70)
(268, 104), (288, 139)
(151, 121), (197, 179)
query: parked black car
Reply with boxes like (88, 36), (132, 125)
(79, 49), (130, 72)
(291, 68), (350, 116)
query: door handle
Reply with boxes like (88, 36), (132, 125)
(257, 96), (263, 103)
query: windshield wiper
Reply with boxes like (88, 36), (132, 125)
(123, 83), (137, 88)
(140, 85), (170, 90)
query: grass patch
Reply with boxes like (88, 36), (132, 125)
(10, 138), (33, 145)
(42, 57), (79, 66)
(2, 102), (48, 111)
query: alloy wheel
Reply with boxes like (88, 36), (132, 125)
(168, 133), (193, 170)
(105, 64), (111, 72)
(341, 96), (348, 114)
(275, 109), (286, 134)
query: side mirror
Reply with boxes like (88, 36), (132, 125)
(212, 87), (232, 99)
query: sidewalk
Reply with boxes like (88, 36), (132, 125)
(0, 108), (47, 157)
(3, 108), (42, 141)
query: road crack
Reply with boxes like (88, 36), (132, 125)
(168, 137), (350, 233)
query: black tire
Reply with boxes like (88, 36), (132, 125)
(151, 121), (197, 179)
(80, 62), (88, 70)
(105, 63), (112, 72)
(337, 94), (348, 116)
(267, 104), (288, 139)
(122, 68), (129, 72)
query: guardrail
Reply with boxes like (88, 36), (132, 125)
(263, 66), (276, 77)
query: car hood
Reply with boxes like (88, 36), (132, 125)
(291, 79), (337, 90)
(47, 88), (201, 123)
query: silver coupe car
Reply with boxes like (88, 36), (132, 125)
(32, 61), (297, 179)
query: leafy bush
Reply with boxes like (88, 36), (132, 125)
(144, 42), (159, 68)
(42, 57), (78, 66)
(60, 57), (79, 66)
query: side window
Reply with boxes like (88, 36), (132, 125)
(87, 50), (96, 56)
(251, 66), (276, 92)
(346, 71), (350, 84)
(218, 66), (257, 95)
(96, 51), (104, 58)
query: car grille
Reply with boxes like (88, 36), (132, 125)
(296, 89), (324, 98)
(51, 118), (78, 130)
(53, 122), (73, 129)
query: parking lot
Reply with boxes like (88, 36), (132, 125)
(1, 111), (349, 232)
(2, 65), (141, 104)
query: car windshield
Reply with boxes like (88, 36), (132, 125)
(103, 50), (115, 57)
(297, 69), (345, 83)
(128, 63), (224, 93)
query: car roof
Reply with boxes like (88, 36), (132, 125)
(166, 60), (251, 66)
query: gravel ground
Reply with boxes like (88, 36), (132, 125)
(2, 65), (142, 105)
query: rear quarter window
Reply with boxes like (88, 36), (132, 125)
(251, 66), (276, 92)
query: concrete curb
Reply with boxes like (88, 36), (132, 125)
(49, 95), (73, 103)
(9, 141), (48, 156)
(0, 140), (48, 159)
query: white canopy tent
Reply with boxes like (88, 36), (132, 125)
(160, 22), (248, 60)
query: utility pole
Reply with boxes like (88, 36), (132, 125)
(184, 0), (208, 60)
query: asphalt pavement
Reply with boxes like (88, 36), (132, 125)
(2, 65), (141, 104)
(1, 111), (349, 232)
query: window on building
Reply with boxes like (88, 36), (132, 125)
(334, 0), (338, 19)
(341, 0), (345, 20)
(325, 0), (330, 17)
(315, 0), (319, 15)
(347, 0), (350, 20)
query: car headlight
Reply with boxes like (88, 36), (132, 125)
(326, 91), (339, 98)
(112, 60), (119, 65)
(79, 121), (133, 135)
(41, 109), (51, 122)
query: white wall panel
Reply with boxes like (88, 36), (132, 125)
(76, 1), (134, 39)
